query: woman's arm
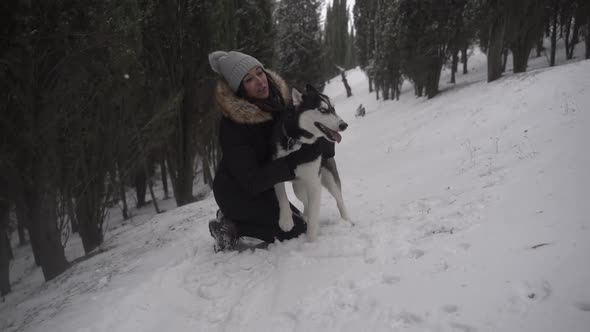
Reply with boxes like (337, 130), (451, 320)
(219, 122), (294, 197)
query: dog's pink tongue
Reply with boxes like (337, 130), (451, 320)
(333, 131), (342, 143)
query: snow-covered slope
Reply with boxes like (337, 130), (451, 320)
(2, 53), (590, 332)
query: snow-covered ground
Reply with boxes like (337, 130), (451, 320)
(2, 44), (589, 332)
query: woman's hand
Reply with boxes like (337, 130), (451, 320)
(285, 143), (322, 170)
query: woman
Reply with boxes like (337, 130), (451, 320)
(207, 51), (329, 252)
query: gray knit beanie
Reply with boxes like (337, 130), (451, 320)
(208, 51), (264, 92)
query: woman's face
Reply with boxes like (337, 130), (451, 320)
(242, 66), (269, 100)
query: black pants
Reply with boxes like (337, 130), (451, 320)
(231, 204), (307, 243)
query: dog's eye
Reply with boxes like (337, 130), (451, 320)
(320, 108), (330, 113)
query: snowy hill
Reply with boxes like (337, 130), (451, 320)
(2, 52), (590, 331)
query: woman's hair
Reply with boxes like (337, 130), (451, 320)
(236, 69), (285, 107)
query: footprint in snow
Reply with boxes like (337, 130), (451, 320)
(575, 301), (590, 312)
(392, 311), (423, 325)
(441, 304), (459, 313)
(449, 321), (478, 332)
(363, 247), (377, 264)
(382, 275), (401, 285)
(458, 243), (471, 250)
(508, 280), (552, 314)
(408, 248), (425, 259)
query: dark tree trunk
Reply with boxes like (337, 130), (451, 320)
(1, 200), (11, 256)
(461, 47), (468, 74)
(114, 164), (129, 220)
(134, 167), (147, 208)
(75, 180), (105, 254)
(143, 158), (161, 214)
(13, 198), (40, 266)
(586, 32), (590, 59)
(147, 177), (161, 214)
(564, 15), (572, 59)
(36, 193), (69, 280)
(26, 185), (69, 281)
(414, 83), (424, 97)
(340, 71), (352, 97)
(117, 166), (130, 220)
(171, 149), (195, 207)
(202, 154), (213, 188)
(368, 77), (373, 93)
(536, 37), (544, 57)
(169, 89), (197, 207)
(425, 57), (443, 99)
(375, 81), (380, 100)
(566, 19), (580, 59)
(487, 16), (506, 82)
(492, 2), (544, 77)
(501, 48), (509, 73)
(160, 153), (169, 199)
(559, 21), (564, 38)
(0, 201), (10, 295)
(511, 45), (530, 73)
(450, 50), (459, 84)
(67, 198), (79, 234)
(550, 4), (558, 66)
(166, 158), (178, 202)
(17, 220), (26, 246)
(510, 1), (545, 75)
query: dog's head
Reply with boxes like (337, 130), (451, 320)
(291, 84), (348, 143)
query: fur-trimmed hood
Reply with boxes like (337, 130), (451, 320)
(214, 70), (290, 124)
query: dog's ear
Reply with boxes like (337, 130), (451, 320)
(305, 84), (318, 94)
(291, 88), (303, 106)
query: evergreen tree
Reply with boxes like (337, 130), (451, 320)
(0, 0), (86, 280)
(507, 1), (546, 73)
(344, 27), (357, 69)
(353, 0), (377, 92)
(276, 0), (325, 90)
(325, 0), (354, 76)
(559, 0), (589, 60)
(236, 0), (275, 66)
(374, 0), (402, 100)
(482, 0), (547, 81)
(140, 0), (234, 206)
(398, 0), (455, 98)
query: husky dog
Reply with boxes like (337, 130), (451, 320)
(273, 84), (352, 241)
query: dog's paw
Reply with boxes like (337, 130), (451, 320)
(342, 217), (355, 227)
(278, 215), (295, 232)
(307, 223), (319, 241)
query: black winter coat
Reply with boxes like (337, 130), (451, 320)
(212, 71), (293, 223)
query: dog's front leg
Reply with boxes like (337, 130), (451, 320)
(321, 166), (353, 225)
(274, 182), (294, 231)
(305, 181), (322, 241)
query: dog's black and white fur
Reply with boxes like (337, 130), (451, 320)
(272, 84), (352, 241)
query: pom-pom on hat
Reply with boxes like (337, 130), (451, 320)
(208, 51), (264, 92)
